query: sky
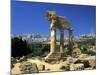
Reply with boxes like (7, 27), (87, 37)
(11, 0), (96, 36)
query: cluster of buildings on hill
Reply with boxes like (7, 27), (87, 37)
(74, 33), (96, 42)
(11, 34), (50, 43)
(11, 33), (96, 43)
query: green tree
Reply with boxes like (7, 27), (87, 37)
(28, 42), (50, 57)
(11, 37), (31, 57)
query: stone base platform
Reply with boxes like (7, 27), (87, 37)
(45, 52), (68, 63)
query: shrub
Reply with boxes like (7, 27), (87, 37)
(11, 37), (31, 57)
(28, 42), (50, 57)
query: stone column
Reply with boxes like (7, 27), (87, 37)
(50, 21), (56, 53)
(60, 29), (64, 53)
(68, 28), (73, 54)
(45, 20), (56, 60)
(68, 28), (73, 42)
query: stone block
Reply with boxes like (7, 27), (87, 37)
(70, 64), (84, 71)
(19, 62), (39, 74)
(38, 64), (45, 71)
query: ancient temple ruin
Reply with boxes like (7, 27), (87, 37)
(45, 11), (75, 61)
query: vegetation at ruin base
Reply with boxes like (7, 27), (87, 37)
(76, 37), (96, 56)
(77, 37), (96, 47)
(11, 37), (50, 57)
(28, 42), (50, 57)
(11, 37), (96, 58)
(11, 37), (31, 57)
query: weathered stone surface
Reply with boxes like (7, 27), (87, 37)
(79, 54), (88, 59)
(60, 65), (70, 71)
(50, 61), (57, 64)
(72, 48), (81, 58)
(74, 59), (81, 64)
(70, 64), (84, 71)
(60, 66), (66, 70)
(56, 61), (60, 64)
(19, 56), (27, 62)
(60, 59), (65, 62)
(85, 56), (96, 69)
(74, 59), (90, 68)
(78, 56), (96, 68)
(66, 57), (81, 64)
(67, 57), (73, 64)
(84, 68), (93, 70)
(80, 60), (90, 68)
(73, 58), (80, 63)
(19, 62), (39, 74)
(38, 64), (45, 71)
(46, 68), (50, 71)
(45, 52), (67, 63)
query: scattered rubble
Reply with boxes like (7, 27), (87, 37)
(38, 64), (45, 71)
(19, 62), (39, 74)
(70, 63), (84, 71)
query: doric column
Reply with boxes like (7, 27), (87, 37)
(50, 20), (56, 53)
(68, 28), (73, 54)
(68, 28), (73, 42)
(60, 29), (64, 53)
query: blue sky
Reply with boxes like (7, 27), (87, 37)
(11, 1), (96, 36)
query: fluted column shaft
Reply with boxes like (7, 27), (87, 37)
(60, 29), (64, 53)
(50, 20), (56, 53)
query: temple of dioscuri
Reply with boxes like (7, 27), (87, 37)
(45, 11), (80, 62)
